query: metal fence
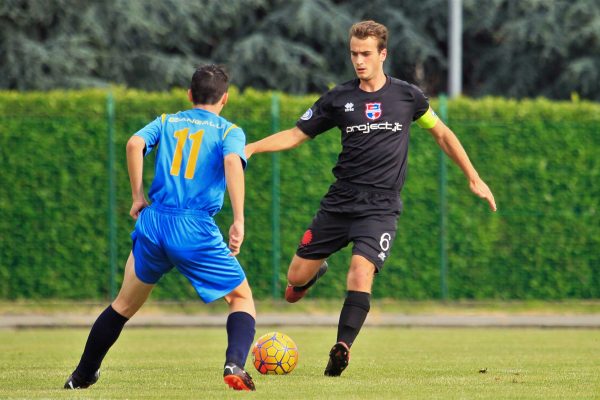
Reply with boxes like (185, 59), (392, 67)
(1, 92), (598, 300)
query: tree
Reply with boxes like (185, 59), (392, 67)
(222, 0), (354, 93)
(0, 0), (103, 89)
(1, 0), (599, 100)
(463, 0), (600, 99)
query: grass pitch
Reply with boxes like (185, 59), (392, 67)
(1, 327), (598, 399)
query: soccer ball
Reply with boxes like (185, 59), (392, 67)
(252, 331), (298, 375)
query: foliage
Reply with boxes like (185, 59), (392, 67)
(1, 0), (599, 99)
(0, 89), (598, 300)
(463, 0), (600, 99)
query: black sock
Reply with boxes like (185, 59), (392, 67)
(337, 291), (370, 347)
(75, 305), (129, 377)
(225, 311), (256, 368)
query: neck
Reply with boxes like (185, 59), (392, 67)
(193, 104), (222, 115)
(359, 72), (387, 92)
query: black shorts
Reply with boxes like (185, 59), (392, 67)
(295, 208), (399, 272)
(319, 181), (403, 216)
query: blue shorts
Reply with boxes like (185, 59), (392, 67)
(131, 204), (246, 303)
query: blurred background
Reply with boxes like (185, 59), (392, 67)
(2, 0), (600, 98)
(0, 0), (598, 302)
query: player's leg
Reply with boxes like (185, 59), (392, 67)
(286, 210), (350, 302)
(64, 252), (155, 389)
(339, 254), (375, 347)
(284, 255), (329, 303)
(167, 213), (257, 390)
(222, 279), (256, 391)
(324, 255), (375, 377)
(287, 255), (327, 286)
(337, 254), (375, 348)
(111, 251), (155, 317)
(325, 213), (397, 376)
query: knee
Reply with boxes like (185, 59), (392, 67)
(347, 267), (375, 291)
(227, 288), (253, 303)
(347, 275), (366, 290)
(349, 268), (373, 282)
(287, 269), (306, 286)
(226, 294), (256, 319)
(225, 280), (255, 309)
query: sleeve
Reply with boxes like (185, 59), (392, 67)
(295, 91), (337, 138)
(134, 114), (164, 156)
(410, 85), (440, 129)
(410, 85), (431, 121)
(223, 124), (247, 169)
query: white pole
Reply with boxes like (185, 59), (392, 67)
(448, 0), (462, 98)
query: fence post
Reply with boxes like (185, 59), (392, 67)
(439, 95), (449, 300)
(107, 91), (117, 300)
(271, 93), (281, 299)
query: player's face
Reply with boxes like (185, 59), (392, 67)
(350, 36), (387, 82)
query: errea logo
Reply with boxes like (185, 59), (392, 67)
(344, 103), (354, 112)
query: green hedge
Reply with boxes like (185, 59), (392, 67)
(0, 89), (598, 300)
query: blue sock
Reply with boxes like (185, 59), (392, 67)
(225, 311), (256, 367)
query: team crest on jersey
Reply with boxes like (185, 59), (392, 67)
(365, 103), (382, 120)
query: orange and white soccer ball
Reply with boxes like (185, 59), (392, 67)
(252, 331), (298, 375)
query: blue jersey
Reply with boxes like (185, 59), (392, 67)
(135, 108), (246, 215)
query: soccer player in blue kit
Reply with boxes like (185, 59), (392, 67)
(246, 21), (497, 377)
(64, 65), (257, 391)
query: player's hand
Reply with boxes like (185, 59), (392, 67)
(228, 220), (245, 256)
(130, 199), (149, 220)
(469, 177), (497, 212)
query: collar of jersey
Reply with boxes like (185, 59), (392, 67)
(356, 75), (391, 95)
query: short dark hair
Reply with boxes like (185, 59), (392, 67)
(349, 20), (388, 52)
(190, 64), (229, 105)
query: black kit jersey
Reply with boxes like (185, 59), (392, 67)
(297, 76), (430, 195)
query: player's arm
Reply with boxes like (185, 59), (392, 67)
(224, 153), (245, 256)
(419, 109), (497, 212)
(126, 135), (149, 219)
(245, 126), (310, 159)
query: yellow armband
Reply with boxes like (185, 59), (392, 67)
(415, 107), (439, 129)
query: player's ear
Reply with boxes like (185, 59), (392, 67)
(187, 89), (194, 103)
(220, 92), (229, 106)
(380, 48), (387, 62)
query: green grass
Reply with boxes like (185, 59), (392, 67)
(2, 299), (600, 315)
(1, 327), (599, 399)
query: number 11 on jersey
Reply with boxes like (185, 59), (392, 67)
(170, 128), (205, 179)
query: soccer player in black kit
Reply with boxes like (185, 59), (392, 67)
(245, 20), (497, 377)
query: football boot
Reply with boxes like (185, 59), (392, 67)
(223, 363), (256, 391)
(64, 369), (100, 389)
(324, 342), (350, 377)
